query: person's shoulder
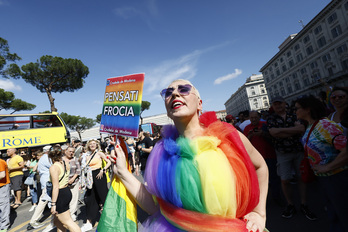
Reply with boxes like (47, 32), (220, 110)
(320, 118), (343, 131)
(38, 154), (50, 164)
(267, 113), (277, 120)
(244, 124), (253, 132)
(50, 162), (61, 172)
(97, 150), (105, 156)
(0, 159), (6, 166)
(16, 155), (24, 161)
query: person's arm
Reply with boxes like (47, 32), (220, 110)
(142, 138), (153, 153)
(96, 152), (111, 179)
(69, 173), (79, 185)
(141, 146), (153, 154)
(238, 131), (268, 232)
(0, 171), (5, 180)
(49, 164), (60, 215)
(111, 144), (158, 215)
(9, 161), (25, 172)
(313, 141), (348, 173)
(269, 121), (305, 138)
(32, 163), (39, 172)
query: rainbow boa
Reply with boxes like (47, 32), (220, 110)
(143, 112), (260, 232)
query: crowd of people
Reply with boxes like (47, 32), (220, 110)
(0, 132), (158, 232)
(226, 86), (348, 231)
(0, 81), (347, 232)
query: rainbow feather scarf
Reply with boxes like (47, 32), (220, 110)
(143, 112), (260, 231)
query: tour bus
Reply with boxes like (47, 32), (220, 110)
(0, 112), (70, 154)
(140, 123), (161, 135)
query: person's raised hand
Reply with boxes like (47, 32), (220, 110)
(109, 143), (128, 177)
(243, 211), (266, 232)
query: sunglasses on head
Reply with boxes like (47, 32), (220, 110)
(330, 94), (346, 100)
(160, 84), (193, 100)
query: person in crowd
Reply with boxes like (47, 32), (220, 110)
(73, 140), (83, 159)
(7, 148), (24, 209)
(20, 150), (31, 199)
(235, 111), (245, 129)
(125, 137), (136, 173)
(0, 157), (10, 232)
(261, 110), (269, 121)
(136, 131), (153, 176)
(239, 110), (251, 132)
(225, 114), (235, 126)
(62, 146), (80, 221)
(49, 145), (81, 232)
(295, 95), (348, 231)
(267, 96), (317, 220)
(317, 91), (334, 116)
(80, 139), (111, 232)
(77, 146), (88, 206)
(27, 151), (39, 212)
(27, 145), (55, 231)
(328, 86), (348, 136)
(110, 79), (268, 232)
(244, 111), (282, 205)
(152, 132), (161, 146)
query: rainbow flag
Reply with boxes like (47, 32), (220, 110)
(97, 139), (138, 232)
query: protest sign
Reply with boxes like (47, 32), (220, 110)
(100, 73), (144, 137)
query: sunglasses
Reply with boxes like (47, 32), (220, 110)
(330, 94), (346, 100)
(160, 84), (193, 100)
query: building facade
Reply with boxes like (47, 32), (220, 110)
(215, 110), (227, 121)
(225, 74), (270, 116)
(260, 0), (348, 104)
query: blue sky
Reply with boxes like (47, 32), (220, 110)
(0, 0), (330, 120)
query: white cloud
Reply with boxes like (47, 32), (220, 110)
(144, 50), (201, 94)
(214, 69), (242, 85)
(114, 0), (158, 19)
(0, 79), (22, 91)
(140, 43), (230, 97)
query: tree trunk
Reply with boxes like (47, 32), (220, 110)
(78, 131), (82, 141)
(140, 116), (143, 125)
(45, 89), (57, 112)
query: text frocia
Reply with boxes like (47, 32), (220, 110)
(103, 90), (139, 117)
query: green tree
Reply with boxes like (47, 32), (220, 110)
(0, 37), (21, 76)
(140, 101), (151, 125)
(60, 112), (95, 141)
(96, 113), (102, 123)
(7, 55), (89, 112)
(0, 88), (36, 114)
(0, 37), (35, 113)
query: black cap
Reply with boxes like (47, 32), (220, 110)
(271, 96), (285, 103)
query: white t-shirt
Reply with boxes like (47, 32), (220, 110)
(239, 120), (251, 132)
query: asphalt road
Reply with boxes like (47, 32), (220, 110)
(8, 177), (329, 232)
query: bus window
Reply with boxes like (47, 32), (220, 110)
(0, 116), (30, 131)
(33, 115), (62, 128)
